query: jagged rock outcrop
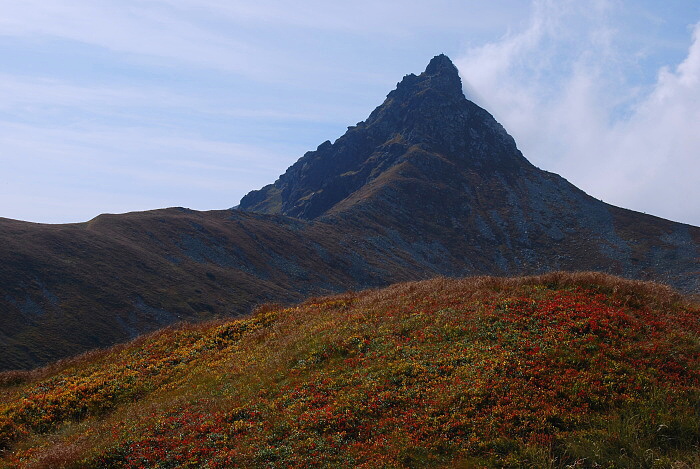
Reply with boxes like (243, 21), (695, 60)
(240, 54), (528, 219)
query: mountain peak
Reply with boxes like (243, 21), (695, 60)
(239, 54), (526, 219)
(425, 53), (458, 77)
(391, 54), (464, 102)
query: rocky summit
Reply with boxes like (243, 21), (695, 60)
(0, 55), (698, 370)
(240, 54), (529, 219)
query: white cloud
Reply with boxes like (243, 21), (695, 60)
(0, 74), (171, 110)
(605, 23), (700, 221)
(0, 0), (528, 85)
(143, 0), (529, 38)
(0, 1), (263, 77)
(456, 0), (700, 226)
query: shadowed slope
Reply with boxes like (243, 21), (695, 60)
(0, 209), (368, 370)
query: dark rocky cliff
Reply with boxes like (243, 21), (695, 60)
(240, 54), (530, 219)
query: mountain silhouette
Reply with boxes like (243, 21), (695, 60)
(0, 55), (697, 370)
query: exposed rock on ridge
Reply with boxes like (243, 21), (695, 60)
(239, 54), (527, 219)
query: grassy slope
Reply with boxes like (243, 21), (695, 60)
(0, 272), (698, 468)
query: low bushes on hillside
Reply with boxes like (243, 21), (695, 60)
(1, 272), (698, 468)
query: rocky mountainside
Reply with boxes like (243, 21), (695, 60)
(0, 55), (698, 371)
(241, 54), (699, 290)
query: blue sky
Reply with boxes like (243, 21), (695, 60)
(1, 0), (699, 225)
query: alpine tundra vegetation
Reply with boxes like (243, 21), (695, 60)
(1, 273), (698, 468)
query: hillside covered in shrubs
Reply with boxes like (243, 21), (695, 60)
(1, 272), (698, 468)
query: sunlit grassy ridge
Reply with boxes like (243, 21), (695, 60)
(1, 272), (698, 468)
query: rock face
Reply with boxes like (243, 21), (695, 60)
(240, 54), (528, 219)
(1, 54), (698, 371)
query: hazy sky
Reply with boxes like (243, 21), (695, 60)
(1, 0), (699, 226)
